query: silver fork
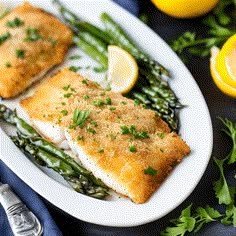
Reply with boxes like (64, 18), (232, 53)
(0, 181), (43, 236)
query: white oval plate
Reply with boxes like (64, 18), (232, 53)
(0, 0), (213, 227)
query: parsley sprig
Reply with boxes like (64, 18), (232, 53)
(161, 117), (236, 235)
(120, 125), (149, 139)
(72, 108), (90, 128)
(170, 0), (236, 59)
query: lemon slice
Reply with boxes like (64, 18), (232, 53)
(210, 46), (236, 98)
(107, 45), (138, 94)
(216, 34), (236, 88)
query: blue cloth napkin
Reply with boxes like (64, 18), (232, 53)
(112, 0), (140, 16)
(0, 160), (62, 236)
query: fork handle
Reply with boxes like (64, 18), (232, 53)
(0, 184), (43, 236)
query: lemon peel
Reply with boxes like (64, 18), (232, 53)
(216, 34), (236, 88)
(151, 0), (219, 18)
(210, 47), (236, 98)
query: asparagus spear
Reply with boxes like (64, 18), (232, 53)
(100, 12), (170, 77)
(73, 36), (108, 68)
(12, 136), (109, 199)
(51, 0), (181, 130)
(0, 104), (107, 188)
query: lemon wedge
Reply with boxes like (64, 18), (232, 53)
(210, 46), (236, 98)
(107, 45), (138, 94)
(216, 34), (236, 88)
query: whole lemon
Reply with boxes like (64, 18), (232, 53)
(151, 0), (220, 18)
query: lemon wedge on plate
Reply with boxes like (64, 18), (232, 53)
(107, 45), (138, 94)
(210, 45), (236, 98)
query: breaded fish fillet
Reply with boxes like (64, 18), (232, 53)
(20, 68), (190, 203)
(0, 3), (73, 98)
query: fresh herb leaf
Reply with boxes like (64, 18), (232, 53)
(144, 166), (157, 176)
(93, 66), (106, 73)
(60, 110), (68, 115)
(213, 157), (233, 205)
(82, 79), (88, 85)
(77, 135), (84, 141)
(63, 85), (71, 91)
(97, 148), (104, 153)
(69, 54), (81, 60)
(219, 118), (236, 164)
(15, 49), (25, 59)
(5, 62), (11, 67)
(6, 17), (24, 27)
(64, 93), (73, 98)
(160, 204), (195, 236)
(221, 204), (236, 227)
(120, 125), (149, 139)
(129, 145), (137, 152)
(193, 206), (222, 233)
(86, 126), (96, 134)
(73, 108), (90, 128)
(170, 2), (236, 59)
(69, 66), (82, 72)
(0, 32), (11, 45)
(24, 28), (43, 42)
(92, 98), (112, 107)
(83, 94), (90, 100)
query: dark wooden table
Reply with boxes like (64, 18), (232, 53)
(43, 2), (236, 235)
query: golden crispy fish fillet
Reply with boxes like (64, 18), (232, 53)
(0, 3), (73, 98)
(20, 68), (190, 203)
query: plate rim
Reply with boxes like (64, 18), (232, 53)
(0, 0), (213, 227)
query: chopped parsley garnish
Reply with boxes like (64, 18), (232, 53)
(48, 38), (57, 47)
(0, 32), (11, 45)
(6, 17), (24, 28)
(91, 121), (98, 127)
(72, 108), (90, 128)
(82, 79), (88, 85)
(120, 125), (149, 139)
(24, 28), (43, 42)
(100, 92), (106, 96)
(69, 54), (81, 60)
(64, 93), (73, 98)
(77, 136), (84, 141)
(63, 85), (71, 91)
(5, 62), (11, 67)
(93, 66), (106, 73)
(60, 110), (68, 116)
(134, 99), (141, 106)
(16, 49), (25, 59)
(69, 66), (81, 72)
(92, 98), (112, 107)
(106, 98), (112, 105)
(61, 102), (66, 105)
(129, 145), (137, 152)
(121, 101), (127, 105)
(144, 166), (158, 176)
(106, 84), (111, 91)
(109, 107), (116, 111)
(86, 126), (96, 134)
(157, 133), (165, 139)
(97, 148), (104, 153)
(83, 94), (90, 100)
